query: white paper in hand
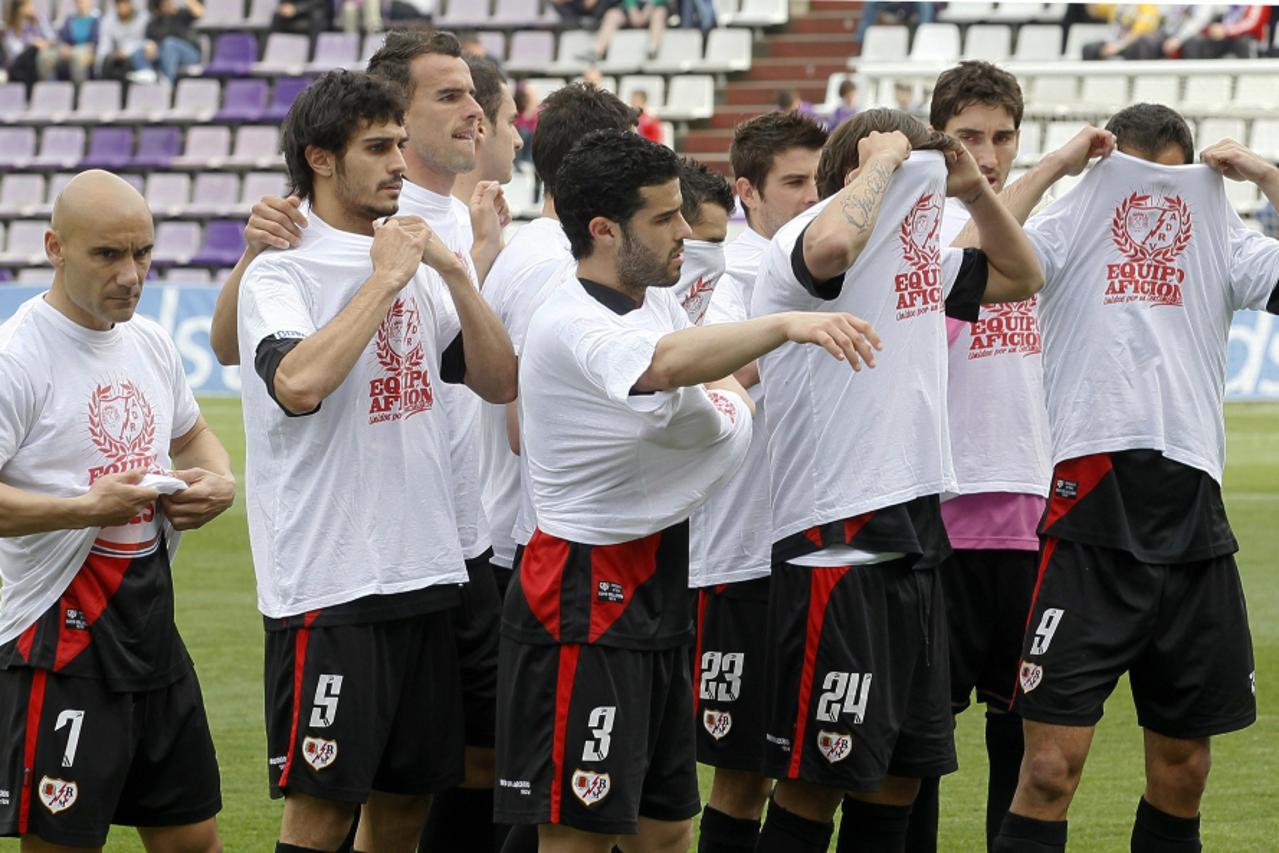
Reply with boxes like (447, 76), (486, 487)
(138, 473), (189, 494)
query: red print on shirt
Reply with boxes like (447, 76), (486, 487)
(1105, 192), (1192, 308)
(894, 193), (944, 321)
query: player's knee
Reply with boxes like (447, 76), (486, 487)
(462, 745), (496, 788)
(1150, 744), (1212, 799)
(637, 817), (693, 853)
(711, 769), (772, 817)
(1021, 747), (1082, 802)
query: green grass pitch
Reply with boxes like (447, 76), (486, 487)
(3, 400), (1276, 850)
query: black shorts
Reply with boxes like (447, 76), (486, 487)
(457, 550), (501, 748)
(0, 668), (220, 847)
(1014, 538), (1257, 739)
(494, 639), (700, 835)
(940, 549), (1039, 713)
(264, 610), (465, 803)
(493, 565), (514, 603)
(762, 560), (957, 790)
(693, 577), (771, 772)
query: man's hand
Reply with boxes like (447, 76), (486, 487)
(246, 194), (307, 254)
(780, 311), (882, 371)
(159, 468), (236, 531)
(72, 470), (160, 529)
(944, 143), (988, 203)
(370, 216), (431, 290)
(469, 180), (508, 252)
(1162, 36), (1181, 56)
(1099, 41), (1121, 58)
(1201, 138), (1279, 186)
(849, 131), (910, 185)
(1043, 126), (1116, 179)
(420, 221), (470, 281)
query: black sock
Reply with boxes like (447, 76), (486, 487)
(420, 787), (498, 853)
(836, 797), (913, 853)
(756, 797), (833, 853)
(992, 813), (1066, 853)
(986, 712), (1025, 852)
(276, 845), (332, 853)
(1131, 797), (1201, 853)
(699, 805), (761, 852)
(901, 778), (938, 853)
(500, 823), (540, 853)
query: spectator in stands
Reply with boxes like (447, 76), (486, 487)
(776, 87), (821, 122)
(36, 0), (99, 83)
(1154, 4), (1216, 57)
(2, 0), (54, 86)
(893, 81), (925, 119)
(828, 78), (859, 128)
(623, 0), (668, 60)
(339, 0), (382, 35)
(553, 0), (626, 64)
(1181, 4), (1269, 58)
(95, 0), (149, 80)
(271, 0), (331, 40)
(632, 88), (661, 142)
(1081, 3), (1163, 60)
(856, 1), (936, 44)
(133, 0), (202, 83)
(679, 0), (715, 34)
(514, 81), (537, 171)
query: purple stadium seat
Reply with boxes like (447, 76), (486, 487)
(206, 31), (259, 76)
(145, 173), (192, 217)
(121, 81), (172, 122)
(0, 83), (26, 122)
(172, 78), (222, 121)
(196, 0), (245, 29)
(80, 127), (134, 169)
(254, 32), (310, 75)
(0, 175), (46, 217)
(359, 32), (385, 66)
(33, 127), (85, 169)
(247, 0), (275, 26)
(132, 127), (183, 169)
(0, 128), (37, 168)
(240, 171), (287, 207)
(25, 81), (74, 123)
(308, 31), (358, 72)
(73, 80), (123, 122)
(187, 173), (241, 216)
(438, 0), (493, 29)
(264, 76), (310, 121)
(153, 221), (203, 265)
(173, 125), (232, 168)
(228, 125), (279, 168)
(216, 78), (268, 122)
(493, 0), (555, 27)
(191, 219), (247, 267)
(37, 173), (74, 217)
(0, 221), (50, 267)
(505, 31), (555, 73)
(477, 31), (506, 61)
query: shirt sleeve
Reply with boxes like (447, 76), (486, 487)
(1022, 199), (1072, 293)
(239, 260), (317, 356)
(165, 337), (200, 438)
(942, 247), (988, 322)
(0, 354), (37, 465)
(570, 322), (669, 412)
(789, 222), (846, 300)
(1226, 219), (1279, 314)
(704, 275), (750, 326)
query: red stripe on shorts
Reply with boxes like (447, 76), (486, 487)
(277, 610), (319, 789)
(788, 565), (851, 778)
(1041, 454), (1113, 530)
(550, 644), (582, 824)
(18, 669), (48, 834)
(521, 530), (571, 641)
(693, 589), (710, 714)
(1009, 537), (1058, 710)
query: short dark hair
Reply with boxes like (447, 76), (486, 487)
(366, 29), (463, 100)
(730, 111), (828, 191)
(556, 129), (681, 260)
(816, 108), (955, 199)
(465, 54), (506, 126)
(678, 156), (734, 227)
(929, 60), (1024, 132)
(532, 82), (636, 199)
(1105, 103), (1194, 164)
(775, 89), (797, 111)
(280, 71), (406, 202)
(839, 79), (856, 98)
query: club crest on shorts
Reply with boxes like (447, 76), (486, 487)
(1020, 661), (1044, 693)
(816, 730), (852, 763)
(302, 736), (338, 771)
(571, 769), (611, 806)
(703, 708), (732, 740)
(38, 776), (77, 814)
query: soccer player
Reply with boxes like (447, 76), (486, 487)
(901, 61), (1112, 852)
(478, 81), (636, 604)
(671, 157), (733, 322)
(686, 110), (828, 853)
(0, 170), (235, 850)
(749, 109), (1044, 853)
(495, 128), (882, 853)
(988, 107), (1279, 853)
(237, 70), (516, 852)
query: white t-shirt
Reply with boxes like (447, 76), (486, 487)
(399, 180), (491, 559)
(942, 198), (1051, 497)
(0, 296), (198, 644)
(1024, 151), (1279, 483)
(238, 211), (467, 618)
(520, 279), (753, 544)
(689, 226), (775, 587)
(479, 217), (577, 566)
(752, 151), (972, 543)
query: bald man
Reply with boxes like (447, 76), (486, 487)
(0, 171), (234, 851)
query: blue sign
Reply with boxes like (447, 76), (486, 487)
(2, 285), (1278, 399)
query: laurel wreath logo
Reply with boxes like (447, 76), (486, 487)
(87, 381), (156, 461)
(900, 193), (941, 272)
(375, 298), (425, 374)
(1110, 192), (1193, 265)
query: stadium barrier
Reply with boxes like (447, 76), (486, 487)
(1, 285), (1279, 399)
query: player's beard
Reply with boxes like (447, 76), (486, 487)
(618, 224), (680, 292)
(336, 159), (399, 221)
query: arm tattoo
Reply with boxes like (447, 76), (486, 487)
(839, 161), (894, 231)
